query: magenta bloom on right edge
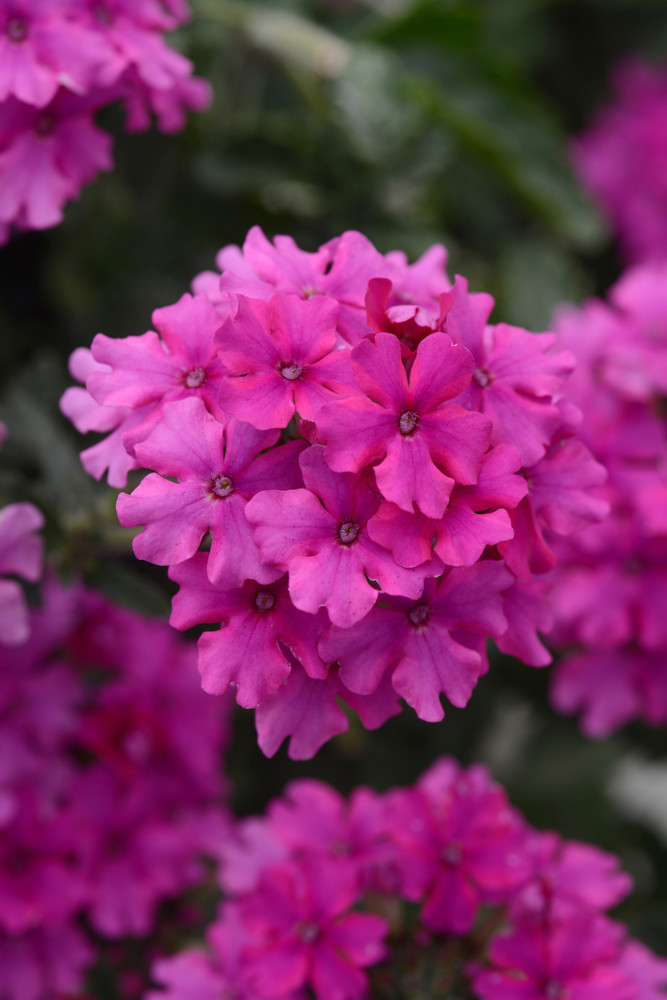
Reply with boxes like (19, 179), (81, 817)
(549, 262), (667, 736)
(147, 757), (667, 1000)
(0, 423), (44, 647)
(573, 60), (667, 264)
(63, 226), (608, 758)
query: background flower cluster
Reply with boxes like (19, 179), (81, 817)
(0, 0), (209, 242)
(150, 758), (667, 1000)
(0, 573), (231, 1000)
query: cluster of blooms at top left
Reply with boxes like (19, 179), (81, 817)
(62, 226), (608, 758)
(0, 0), (210, 243)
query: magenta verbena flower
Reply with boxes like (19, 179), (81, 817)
(149, 757), (664, 1000)
(198, 225), (400, 346)
(0, 575), (231, 1000)
(549, 261), (667, 735)
(0, 0), (110, 108)
(216, 292), (354, 428)
(573, 59), (667, 264)
(0, 423), (44, 647)
(245, 444), (437, 628)
(0, 0), (209, 243)
(319, 563), (512, 722)
(239, 856), (387, 1000)
(117, 396), (306, 586)
(318, 330), (491, 518)
(62, 227), (607, 757)
(384, 758), (532, 934)
(170, 554), (328, 708)
(472, 914), (638, 1000)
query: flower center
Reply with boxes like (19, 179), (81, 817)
(408, 604), (430, 627)
(473, 367), (491, 387)
(441, 843), (462, 866)
(297, 921), (320, 944)
(254, 591), (275, 612)
(184, 366), (207, 388)
(93, 3), (114, 26)
(544, 981), (565, 1000)
(121, 730), (152, 762)
(34, 111), (55, 137)
(338, 521), (360, 545)
(399, 410), (419, 435)
(280, 362), (303, 381)
(210, 474), (234, 498)
(6, 16), (28, 42)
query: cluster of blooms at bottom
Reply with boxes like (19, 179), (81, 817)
(573, 59), (667, 265)
(0, 421), (43, 645)
(549, 262), (667, 736)
(61, 226), (609, 758)
(0, 575), (231, 1000)
(148, 757), (667, 1000)
(0, 0), (209, 243)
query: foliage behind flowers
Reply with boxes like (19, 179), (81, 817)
(1, 0), (667, 998)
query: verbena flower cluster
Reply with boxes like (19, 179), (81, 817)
(0, 574), (231, 1000)
(573, 60), (667, 264)
(549, 262), (667, 736)
(0, 422), (43, 646)
(62, 226), (609, 758)
(148, 756), (667, 1000)
(0, 0), (210, 243)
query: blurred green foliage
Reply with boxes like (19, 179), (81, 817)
(2, 0), (667, 989)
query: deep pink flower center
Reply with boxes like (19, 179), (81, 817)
(254, 591), (275, 612)
(473, 367), (492, 387)
(302, 285), (323, 299)
(280, 362), (303, 381)
(93, 3), (114, 27)
(296, 921), (320, 944)
(121, 729), (153, 762)
(34, 111), (56, 137)
(408, 604), (430, 627)
(184, 367), (207, 388)
(544, 981), (565, 1000)
(210, 474), (234, 498)
(338, 520), (360, 545)
(6, 16), (28, 42)
(399, 410), (419, 435)
(441, 842), (462, 866)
